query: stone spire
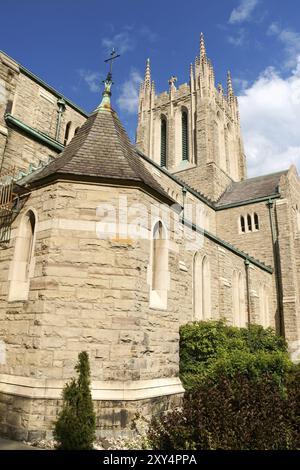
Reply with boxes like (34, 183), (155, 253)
(200, 32), (207, 61)
(144, 58), (151, 88)
(227, 70), (234, 100)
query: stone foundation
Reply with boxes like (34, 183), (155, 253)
(0, 390), (183, 441)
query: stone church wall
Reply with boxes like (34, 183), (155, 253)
(0, 52), (87, 174)
(0, 180), (274, 439)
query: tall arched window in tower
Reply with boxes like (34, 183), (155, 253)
(8, 210), (37, 301)
(64, 121), (72, 145)
(194, 254), (211, 320)
(182, 110), (189, 161)
(150, 221), (169, 309)
(254, 213), (259, 231)
(160, 117), (167, 167)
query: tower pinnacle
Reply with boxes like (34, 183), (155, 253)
(200, 32), (207, 60)
(144, 58), (151, 88)
(227, 70), (234, 99)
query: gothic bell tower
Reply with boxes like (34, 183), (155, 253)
(136, 34), (247, 201)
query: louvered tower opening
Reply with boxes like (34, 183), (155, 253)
(160, 118), (167, 167)
(182, 110), (189, 161)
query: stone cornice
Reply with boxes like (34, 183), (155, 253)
(0, 375), (184, 400)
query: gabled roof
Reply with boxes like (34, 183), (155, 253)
(216, 170), (288, 208)
(19, 106), (171, 202)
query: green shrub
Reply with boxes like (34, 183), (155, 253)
(180, 321), (291, 389)
(54, 351), (96, 450)
(148, 372), (300, 450)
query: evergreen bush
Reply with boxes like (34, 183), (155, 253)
(54, 351), (96, 450)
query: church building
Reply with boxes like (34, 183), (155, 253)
(0, 35), (300, 440)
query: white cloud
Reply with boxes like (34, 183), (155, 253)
(229, 0), (259, 24)
(102, 31), (135, 55)
(117, 70), (142, 114)
(238, 58), (300, 176)
(78, 69), (102, 93)
(268, 23), (300, 69)
(228, 28), (246, 46)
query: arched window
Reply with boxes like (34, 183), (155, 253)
(74, 126), (80, 136)
(182, 110), (189, 161)
(150, 221), (169, 309)
(8, 210), (36, 301)
(247, 214), (252, 232)
(259, 284), (269, 327)
(232, 270), (239, 323)
(238, 272), (246, 327)
(64, 121), (72, 145)
(254, 213), (259, 230)
(295, 204), (300, 231)
(232, 270), (246, 327)
(160, 118), (167, 167)
(240, 216), (245, 233)
(194, 254), (211, 320)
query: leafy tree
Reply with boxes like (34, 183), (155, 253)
(54, 351), (96, 450)
(179, 321), (291, 390)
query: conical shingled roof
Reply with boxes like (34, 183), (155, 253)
(20, 106), (170, 201)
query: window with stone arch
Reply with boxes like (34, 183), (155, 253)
(194, 253), (211, 320)
(240, 215), (246, 233)
(247, 214), (252, 232)
(74, 126), (80, 136)
(160, 116), (167, 167)
(181, 109), (189, 162)
(232, 270), (246, 327)
(64, 121), (72, 145)
(295, 204), (300, 231)
(254, 213), (259, 231)
(8, 209), (37, 302)
(259, 284), (269, 328)
(239, 213), (260, 233)
(149, 220), (169, 309)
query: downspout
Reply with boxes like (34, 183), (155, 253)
(244, 259), (251, 327)
(267, 198), (285, 337)
(182, 186), (187, 222)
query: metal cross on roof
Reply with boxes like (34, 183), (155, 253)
(104, 48), (121, 81)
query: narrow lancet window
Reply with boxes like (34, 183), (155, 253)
(64, 121), (72, 145)
(182, 111), (189, 161)
(160, 118), (167, 167)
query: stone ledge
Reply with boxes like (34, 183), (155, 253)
(0, 374), (184, 400)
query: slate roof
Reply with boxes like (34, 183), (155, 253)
(20, 107), (171, 201)
(216, 170), (288, 207)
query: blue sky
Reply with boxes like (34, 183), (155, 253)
(1, 0), (300, 176)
